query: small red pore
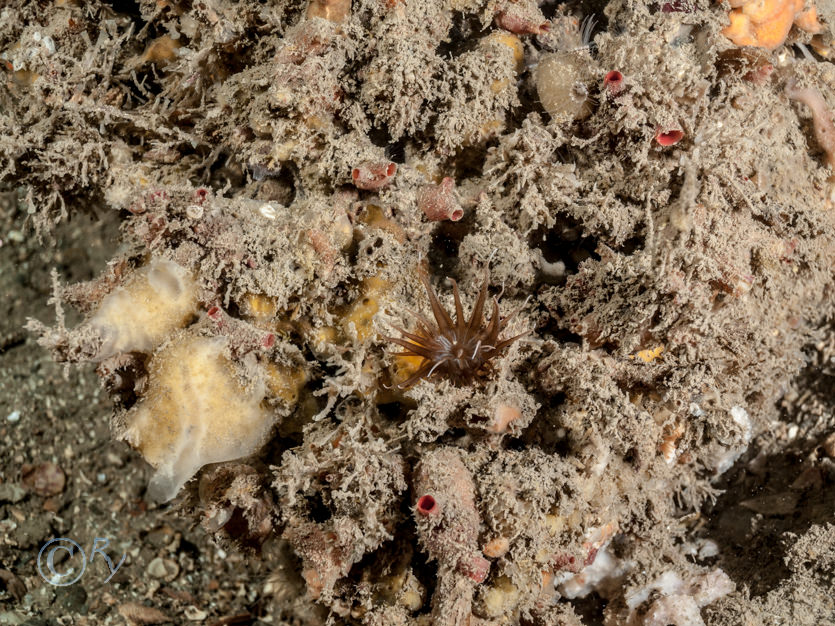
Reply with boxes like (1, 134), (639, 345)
(193, 188), (209, 204)
(416, 494), (438, 516)
(603, 71), (624, 95)
(351, 162), (397, 190)
(655, 129), (684, 146)
(552, 553), (580, 573)
(207, 306), (222, 321)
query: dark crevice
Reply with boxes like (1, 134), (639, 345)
(530, 214), (601, 275)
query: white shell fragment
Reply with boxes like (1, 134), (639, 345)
(259, 204), (277, 220)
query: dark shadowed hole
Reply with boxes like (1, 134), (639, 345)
(386, 138), (408, 164)
(378, 401), (410, 421)
(530, 214), (601, 276)
(435, 11), (482, 59)
(568, 591), (607, 626)
(368, 125), (393, 148)
(307, 493), (332, 523)
(103, 0), (143, 21)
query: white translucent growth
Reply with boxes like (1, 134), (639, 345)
(89, 258), (197, 360)
(559, 547), (626, 599)
(627, 571), (683, 610)
(713, 406), (752, 475)
(259, 204), (278, 219)
(642, 594), (704, 626)
(121, 334), (271, 502)
(625, 569), (735, 626)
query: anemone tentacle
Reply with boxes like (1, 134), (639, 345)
(386, 274), (525, 387)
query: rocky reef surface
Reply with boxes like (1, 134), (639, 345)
(4, 0), (835, 624)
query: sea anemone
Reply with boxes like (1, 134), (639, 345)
(386, 274), (525, 388)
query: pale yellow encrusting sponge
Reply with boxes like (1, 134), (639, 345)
(121, 333), (272, 502)
(89, 258), (197, 360)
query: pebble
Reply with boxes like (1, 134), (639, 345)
(118, 602), (171, 625)
(146, 557), (180, 582)
(146, 526), (175, 549)
(106, 452), (125, 467)
(21, 463), (66, 497)
(697, 539), (719, 559)
(13, 517), (52, 550)
(55, 585), (87, 614)
(96, 473), (107, 484)
(24, 584), (54, 611)
(822, 432), (835, 458)
(0, 484), (26, 504)
(42, 497), (60, 513)
(184, 606), (207, 621)
(6, 411), (20, 423)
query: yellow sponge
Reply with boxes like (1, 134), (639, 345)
(121, 333), (272, 501)
(342, 277), (391, 342)
(90, 258), (197, 359)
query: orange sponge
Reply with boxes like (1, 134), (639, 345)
(722, 0), (822, 51)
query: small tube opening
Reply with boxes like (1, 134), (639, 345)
(417, 494), (438, 516)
